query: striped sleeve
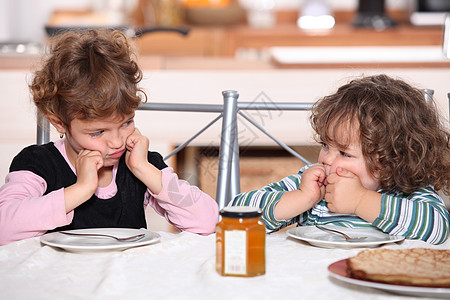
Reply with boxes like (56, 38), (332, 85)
(373, 186), (450, 245)
(230, 166), (309, 231)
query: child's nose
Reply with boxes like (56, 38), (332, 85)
(108, 132), (123, 149)
(322, 151), (337, 166)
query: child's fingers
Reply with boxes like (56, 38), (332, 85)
(77, 149), (102, 161)
(94, 155), (104, 170)
(126, 133), (142, 151)
(88, 152), (103, 165)
(126, 129), (147, 147)
(133, 128), (142, 135)
(336, 167), (355, 178)
(126, 137), (135, 151)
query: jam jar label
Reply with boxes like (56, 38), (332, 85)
(224, 230), (247, 275)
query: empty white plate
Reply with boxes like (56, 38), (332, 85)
(40, 228), (160, 252)
(286, 225), (405, 249)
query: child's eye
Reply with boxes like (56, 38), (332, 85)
(89, 130), (104, 137)
(320, 142), (329, 149)
(340, 151), (351, 158)
(123, 119), (134, 127)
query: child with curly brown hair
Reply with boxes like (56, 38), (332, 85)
(231, 74), (450, 244)
(0, 29), (218, 245)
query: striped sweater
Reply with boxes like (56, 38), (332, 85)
(230, 164), (449, 245)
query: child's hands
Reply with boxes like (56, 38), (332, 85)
(274, 164), (326, 221)
(124, 128), (162, 194)
(65, 149), (103, 212)
(325, 167), (367, 215)
(125, 128), (150, 173)
(325, 167), (382, 222)
(74, 149), (104, 196)
(299, 163), (327, 205)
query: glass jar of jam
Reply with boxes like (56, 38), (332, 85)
(216, 206), (265, 277)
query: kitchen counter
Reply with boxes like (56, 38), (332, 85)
(0, 55), (275, 71)
(2, 12), (449, 70)
(2, 48), (450, 71)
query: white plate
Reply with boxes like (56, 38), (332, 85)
(286, 225), (405, 249)
(40, 228), (160, 252)
(328, 259), (450, 298)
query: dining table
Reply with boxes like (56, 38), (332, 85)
(0, 227), (449, 300)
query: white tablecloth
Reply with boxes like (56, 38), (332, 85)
(0, 231), (449, 300)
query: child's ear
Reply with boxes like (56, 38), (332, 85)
(45, 115), (66, 134)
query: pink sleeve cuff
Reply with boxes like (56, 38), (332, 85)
(147, 167), (219, 235)
(0, 171), (73, 245)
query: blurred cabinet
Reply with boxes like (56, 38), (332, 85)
(135, 27), (226, 56)
(136, 24), (445, 57)
(223, 24), (444, 53)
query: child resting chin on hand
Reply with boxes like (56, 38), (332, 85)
(231, 74), (449, 245)
(0, 29), (219, 245)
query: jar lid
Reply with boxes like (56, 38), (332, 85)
(220, 206), (262, 218)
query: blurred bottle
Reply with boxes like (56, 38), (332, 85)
(243, 0), (276, 28)
(297, 0), (335, 30)
(91, 0), (127, 26)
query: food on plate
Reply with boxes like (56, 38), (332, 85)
(347, 248), (450, 287)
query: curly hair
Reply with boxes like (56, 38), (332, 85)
(310, 74), (450, 195)
(29, 29), (146, 131)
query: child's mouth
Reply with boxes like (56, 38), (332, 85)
(109, 150), (125, 159)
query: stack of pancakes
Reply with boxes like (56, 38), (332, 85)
(347, 248), (450, 287)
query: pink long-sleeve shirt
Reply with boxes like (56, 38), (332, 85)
(0, 140), (219, 245)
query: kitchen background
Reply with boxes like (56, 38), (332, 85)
(0, 0), (449, 230)
(0, 0), (410, 43)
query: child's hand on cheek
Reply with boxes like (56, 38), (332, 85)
(75, 149), (104, 195)
(125, 128), (150, 173)
(124, 128), (163, 194)
(325, 167), (366, 215)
